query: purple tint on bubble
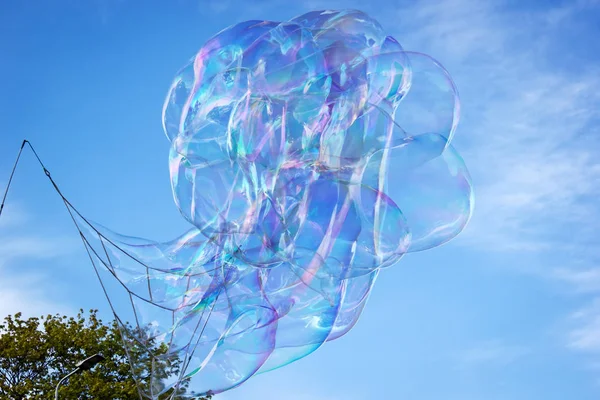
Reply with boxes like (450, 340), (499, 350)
(85, 9), (474, 398)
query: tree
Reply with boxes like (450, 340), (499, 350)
(0, 310), (212, 400)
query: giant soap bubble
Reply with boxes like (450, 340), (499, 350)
(79, 9), (473, 398)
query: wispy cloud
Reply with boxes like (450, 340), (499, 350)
(218, 380), (364, 400)
(390, 0), (600, 254)
(0, 235), (76, 263)
(198, 0), (233, 14)
(543, 0), (600, 25)
(553, 268), (600, 294)
(0, 203), (76, 318)
(388, 0), (600, 379)
(0, 202), (28, 229)
(568, 299), (600, 353)
(0, 267), (72, 319)
(555, 268), (600, 358)
(458, 340), (531, 368)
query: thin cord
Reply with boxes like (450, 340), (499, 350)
(0, 140), (27, 218)
(1, 140), (220, 398)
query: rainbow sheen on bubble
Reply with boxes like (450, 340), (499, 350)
(84, 9), (474, 398)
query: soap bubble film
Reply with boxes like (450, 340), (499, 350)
(79, 9), (474, 398)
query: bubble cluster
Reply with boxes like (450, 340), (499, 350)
(87, 9), (473, 398)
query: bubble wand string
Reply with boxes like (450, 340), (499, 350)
(0, 140), (220, 399)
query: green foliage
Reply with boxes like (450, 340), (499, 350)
(0, 310), (212, 400)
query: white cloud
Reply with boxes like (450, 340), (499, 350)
(220, 391), (345, 400)
(0, 235), (76, 263)
(0, 268), (72, 319)
(0, 202), (29, 229)
(568, 299), (600, 353)
(0, 205), (76, 319)
(218, 382), (363, 400)
(545, 267), (600, 356)
(386, 0), (600, 254)
(544, 0), (600, 25)
(553, 268), (600, 294)
(381, 0), (600, 379)
(198, 0), (233, 14)
(458, 340), (531, 368)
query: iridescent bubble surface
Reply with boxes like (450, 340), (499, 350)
(84, 9), (474, 398)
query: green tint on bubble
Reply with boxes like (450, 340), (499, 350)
(85, 9), (474, 398)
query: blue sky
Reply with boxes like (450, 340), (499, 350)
(1, 0), (599, 399)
